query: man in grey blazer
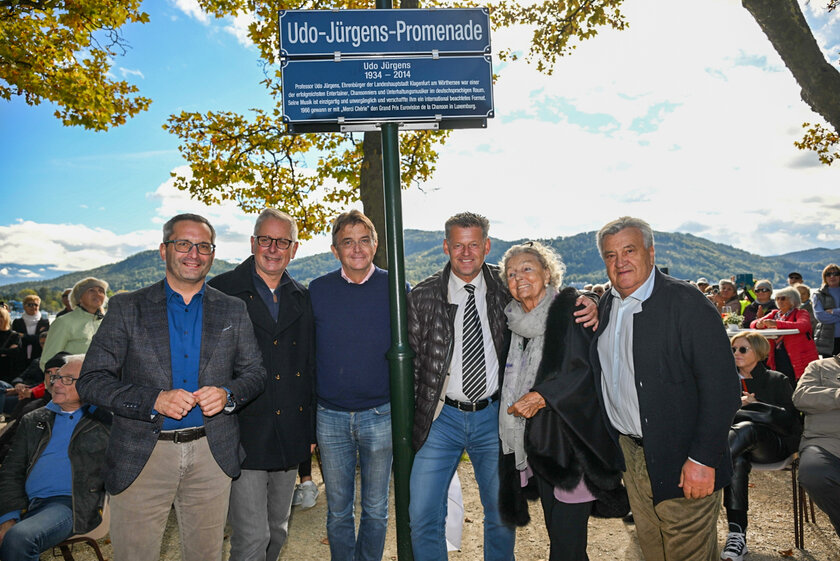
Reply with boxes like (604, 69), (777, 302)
(77, 213), (266, 561)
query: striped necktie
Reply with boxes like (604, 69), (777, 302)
(461, 283), (487, 401)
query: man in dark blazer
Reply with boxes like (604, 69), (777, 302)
(591, 216), (740, 561)
(209, 208), (315, 561)
(77, 213), (266, 561)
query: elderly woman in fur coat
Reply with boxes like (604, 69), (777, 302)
(499, 242), (626, 561)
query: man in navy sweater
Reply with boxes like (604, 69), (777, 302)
(309, 210), (393, 561)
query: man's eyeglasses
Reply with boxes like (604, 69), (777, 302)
(24, 302), (39, 307)
(49, 374), (79, 386)
(755, 288), (771, 293)
(163, 240), (215, 255)
(731, 346), (751, 354)
(255, 236), (294, 250)
(339, 238), (374, 249)
(826, 271), (840, 278)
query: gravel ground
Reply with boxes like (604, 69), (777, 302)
(45, 462), (840, 561)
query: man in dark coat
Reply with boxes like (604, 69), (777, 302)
(591, 216), (740, 561)
(77, 213), (266, 561)
(209, 208), (315, 561)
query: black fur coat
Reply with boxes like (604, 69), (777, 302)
(499, 287), (628, 526)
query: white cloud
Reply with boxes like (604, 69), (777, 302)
(119, 67), (145, 79)
(224, 12), (256, 47)
(171, 0), (209, 24)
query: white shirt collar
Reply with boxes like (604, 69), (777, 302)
(610, 266), (656, 303)
(448, 266), (485, 296)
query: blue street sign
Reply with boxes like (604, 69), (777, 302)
(279, 8), (490, 58)
(281, 55), (493, 125)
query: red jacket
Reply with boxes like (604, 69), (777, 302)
(751, 308), (819, 379)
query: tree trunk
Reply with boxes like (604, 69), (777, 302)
(359, 130), (388, 268)
(357, 0), (420, 269)
(742, 0), (840, 133)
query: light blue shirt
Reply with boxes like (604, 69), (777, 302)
(597, 267), (656, 438)
(0, 402), (83, 524)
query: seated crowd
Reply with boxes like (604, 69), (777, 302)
(0, 222), (839, 561)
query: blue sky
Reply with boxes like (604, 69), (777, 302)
(1, 0), (839, 284)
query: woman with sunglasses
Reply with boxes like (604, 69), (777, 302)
(751, 286), (819, 387)
(813, 263), (840, 358)
(720, 332), (801, 561)
(741, 279), (776, 328)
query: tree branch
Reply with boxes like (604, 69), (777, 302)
(743, 0), (840, 133)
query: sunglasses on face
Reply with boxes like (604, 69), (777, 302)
(826, 272), (840, 278)
(731, 346), (751, 354)
(755, 288), (771, 293)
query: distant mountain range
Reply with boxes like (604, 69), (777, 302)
(2, 230), (839, 297)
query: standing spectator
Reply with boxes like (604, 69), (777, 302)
(752, 286), (819, 387)
(209, 208), (315, 561)
(813, 263), (840, 357)
(0, 306), (23, 384)
(696, 277), (710, 293)
(55, 289), (73, 318)
(40, 278), (108, 371)
(793, 354), (840, 538)
(592, 216), (740, 561)
(0, 354), (111, 561)
(741, 280), (777, 328)
(788, 272), (803, 286)
(11, 295), (48, 364)
(308, 210), (395, 561)
(76, 213), (266, 561)
(795, 284), (818, 335)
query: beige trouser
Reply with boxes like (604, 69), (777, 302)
(109, 436), (231, 561)
(619, 435), (721, 561)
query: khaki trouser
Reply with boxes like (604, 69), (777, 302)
(619, 435), (721, 561)
(109, 436), (231, 561)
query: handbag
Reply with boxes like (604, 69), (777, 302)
(732, 401), (797, 437)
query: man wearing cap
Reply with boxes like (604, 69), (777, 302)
(696, 278), (710, 293)
(77, 213), (266, 561)
(0, 354), (111, 561)
(788, 272), (804, 286)
(741, 279), (777, 327)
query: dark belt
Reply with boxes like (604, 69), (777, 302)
(159, 426), (206, 443)
(444, 392), (499, 412)
(621, 433), (644, 448)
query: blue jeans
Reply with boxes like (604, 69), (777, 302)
(0, 496), (74, 561)
(409, 401), (515, 561)
(316, 403), (393, 561)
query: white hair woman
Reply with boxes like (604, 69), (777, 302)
(39, 278), (109, 371)
(498, 241), (625, 561)
(751, 285), (819, 387)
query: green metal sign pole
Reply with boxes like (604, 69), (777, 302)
(381, 120), (415, 561)
(376, 3), (415, 561)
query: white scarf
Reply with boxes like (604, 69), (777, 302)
(499, 286), (557, 470)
